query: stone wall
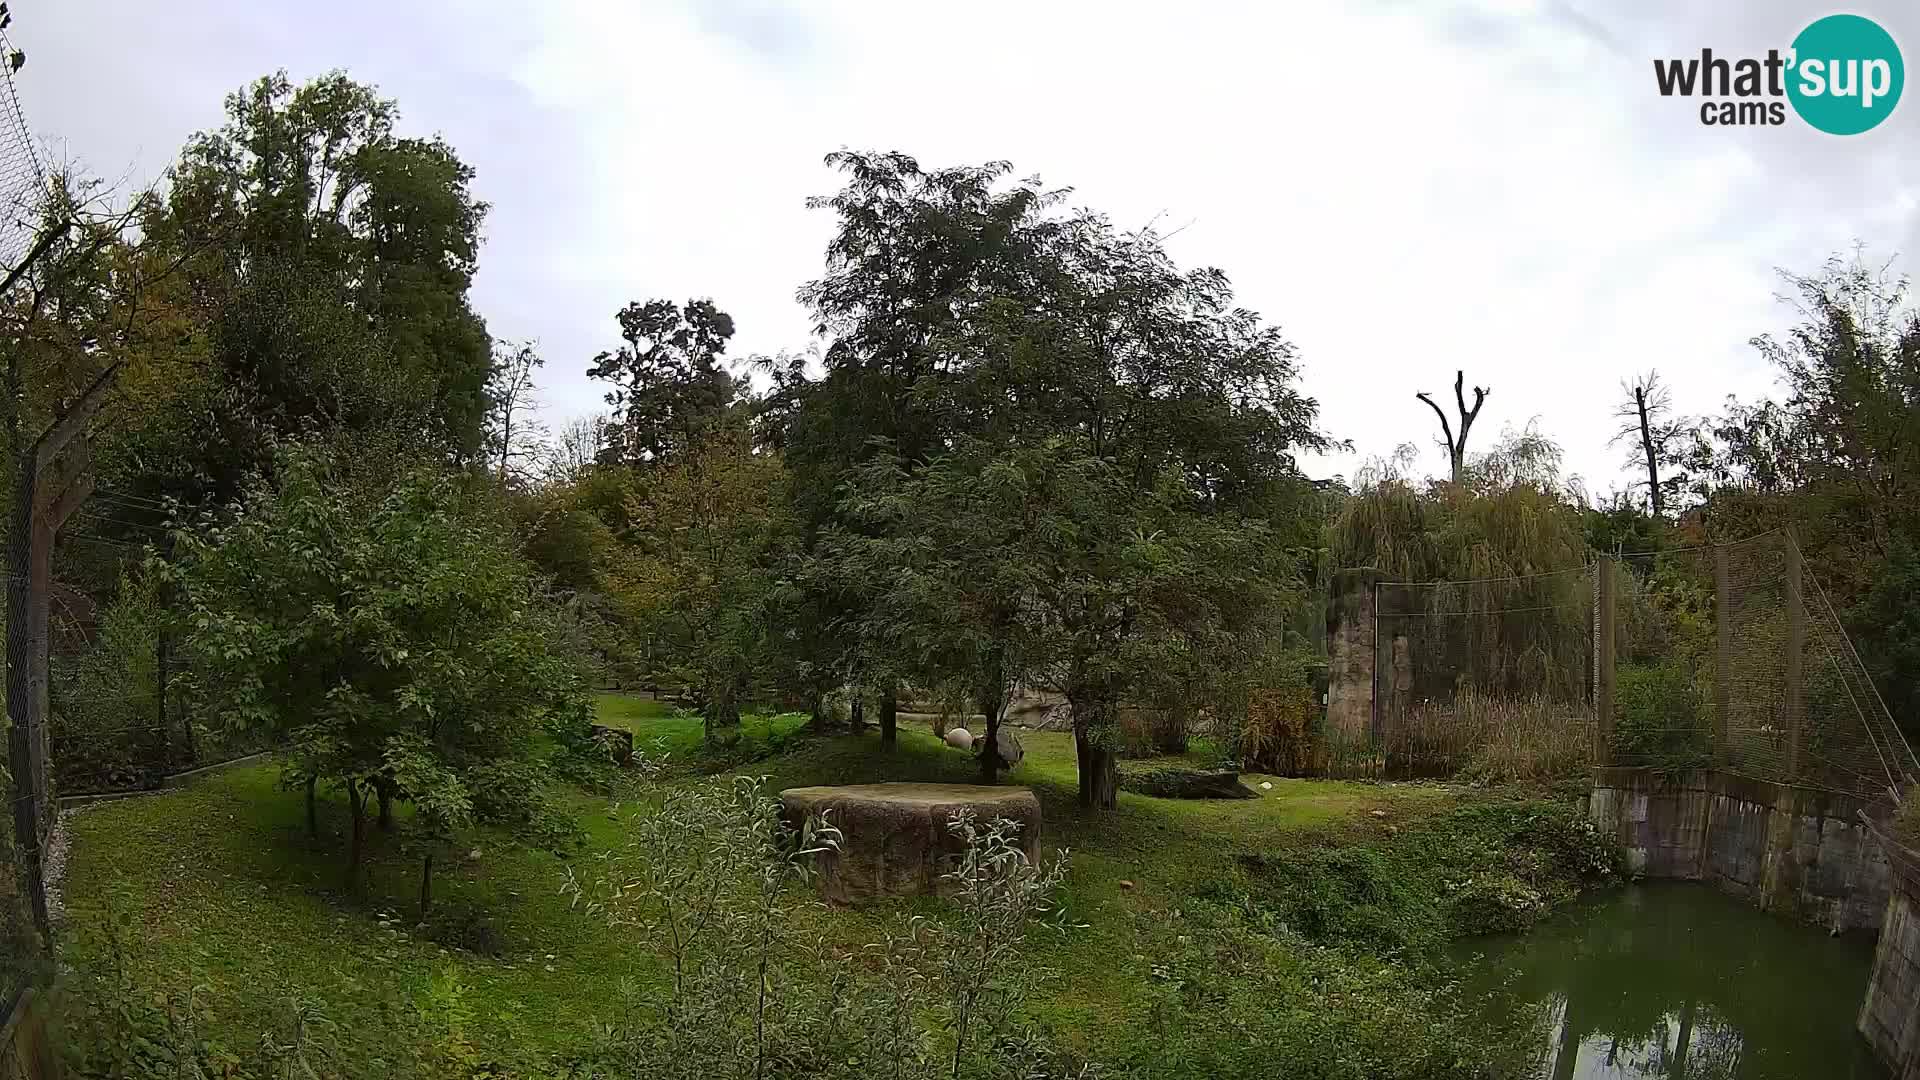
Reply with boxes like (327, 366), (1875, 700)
(1588, 766), (1890, 933)
(1859, 829), (1920, 1077)
(1325, 568), (1383, 747)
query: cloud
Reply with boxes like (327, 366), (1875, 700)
(18, 0), (1920, 497)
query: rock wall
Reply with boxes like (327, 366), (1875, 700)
(1325, 568), (1383, 747)
(1587, 766), (1889, 933)
(1859, 834), (1920, 1077)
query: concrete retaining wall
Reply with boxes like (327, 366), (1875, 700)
(1857, 824), (1920, 1077)
(1587, 766), (1890, 933)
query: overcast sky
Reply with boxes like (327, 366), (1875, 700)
(19, 1), (1920, 494)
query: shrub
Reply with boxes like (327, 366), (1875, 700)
(1241, 683), (1323, 776)
(1227, 799), (1622, 955)
(1613, 660), (1711, 771)
(562, 769), (1083, 1079)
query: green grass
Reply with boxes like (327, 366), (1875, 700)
(56, 704), (1497, 1070)
(590, 691), (811, 761)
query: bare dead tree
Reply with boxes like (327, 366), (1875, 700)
(1610, 370), (1686, 517)
(485, 339), (546, 484)
(1416, 370), (1489, 484)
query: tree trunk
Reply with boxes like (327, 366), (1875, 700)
(807, 691), (831, 733)
(305, 774), (318, 838)
(346, 778), (368, 894)
(849, 694), (865, 731)
(377, 780), (394, 832)
(1072, 707), (1119, 810)
(879, 687), (897, 747)
(419, 849), (435, 919)
(1635, 386), (1663, 517)
(5, 456), (46, 933)
(705, 685), (742, 746)
(978, 688), (1005, 784)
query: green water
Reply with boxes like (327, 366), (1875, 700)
(1458, 883), (1886, 1079)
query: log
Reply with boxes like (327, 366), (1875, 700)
(1118, 766), (1257, 800)
(778, 783), (1041, 905)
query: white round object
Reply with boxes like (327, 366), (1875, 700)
(945, 727), (974, 751)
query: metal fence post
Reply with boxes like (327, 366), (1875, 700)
(1596, 556), (1615, 765)
(1784, 534), (1805, 783)
(1714, 543), (1731, 762)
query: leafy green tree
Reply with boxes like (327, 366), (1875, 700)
(1686, 253), (1920, 732)
(108, 71), (494, 514)
(778, 152), (1330, 805)
(614, 430), (794, 743)
(588, 298), (747, 468)
(167, 445), (584, 894)
(822, 442), (1055, 774)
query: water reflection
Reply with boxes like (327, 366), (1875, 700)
(1460, 883), (1885, 1079)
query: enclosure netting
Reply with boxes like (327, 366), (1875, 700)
(1717, 533), (1911, 799)
(0, 22), (40, 277)
(1350, 532), (1914, 798)
(1346, 565), (1598, 780)
(0, 18), (43, 1010)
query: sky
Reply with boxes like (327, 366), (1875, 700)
(18, 0), (1920, 495)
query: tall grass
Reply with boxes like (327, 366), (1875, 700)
(1321, 689), (1596, 784)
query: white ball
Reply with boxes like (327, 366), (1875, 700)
(944, 727), (974, 751)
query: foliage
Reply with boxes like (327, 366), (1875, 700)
(612, 429), (794, 744)
(1450, 691), (1596, 786)
(1612, 660), (1711, 773)
(49, 572), (172, 792)
(167, 443), (585, 892)
(1228, 799), (1622, 956)
(588, 298), (747, 469)
(57, 905), (337, 1080)
(769, 151), (1330, 808)
(561, 769), (1080, 1080)
(1851, 539), (1920, 728)
(112, 70), (494, 516)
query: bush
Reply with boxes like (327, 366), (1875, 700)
(1227, 799), (1622, 955)
(1613, 660), (1711, 771)
(1241, 683), (1324, 776)
(562, 770), (1084, 1079)
(1117, 904), (1544, 1079)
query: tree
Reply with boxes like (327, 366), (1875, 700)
(588, 298), (746, 468)
(777, 153), (1330, 807)
(3, 173), (197, 931)
(824, 443), (1054, 775)
(614, 430), (793, 744)
(1610, 371), (1690, 517)
(168, 444), (584, 893)
(112, 71), (494, 514)
(546, 411), (610, 485)
(1416, 371), (1490, 485)
(485, 339), (546, 485)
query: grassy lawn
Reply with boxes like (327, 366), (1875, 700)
(590, 691), (812, 760)
(56, 702), (1471, 1069)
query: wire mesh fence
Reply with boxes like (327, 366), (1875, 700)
(0, 21), (42, 276)
(1323, 530), (1915, 797)
(1329, 564), (1599, 780)
(1610, 532), (1914, 801)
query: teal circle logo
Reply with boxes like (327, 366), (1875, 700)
(1788, 14), (1903, 135)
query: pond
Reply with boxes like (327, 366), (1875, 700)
(1457, 882), (1886, 1079)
